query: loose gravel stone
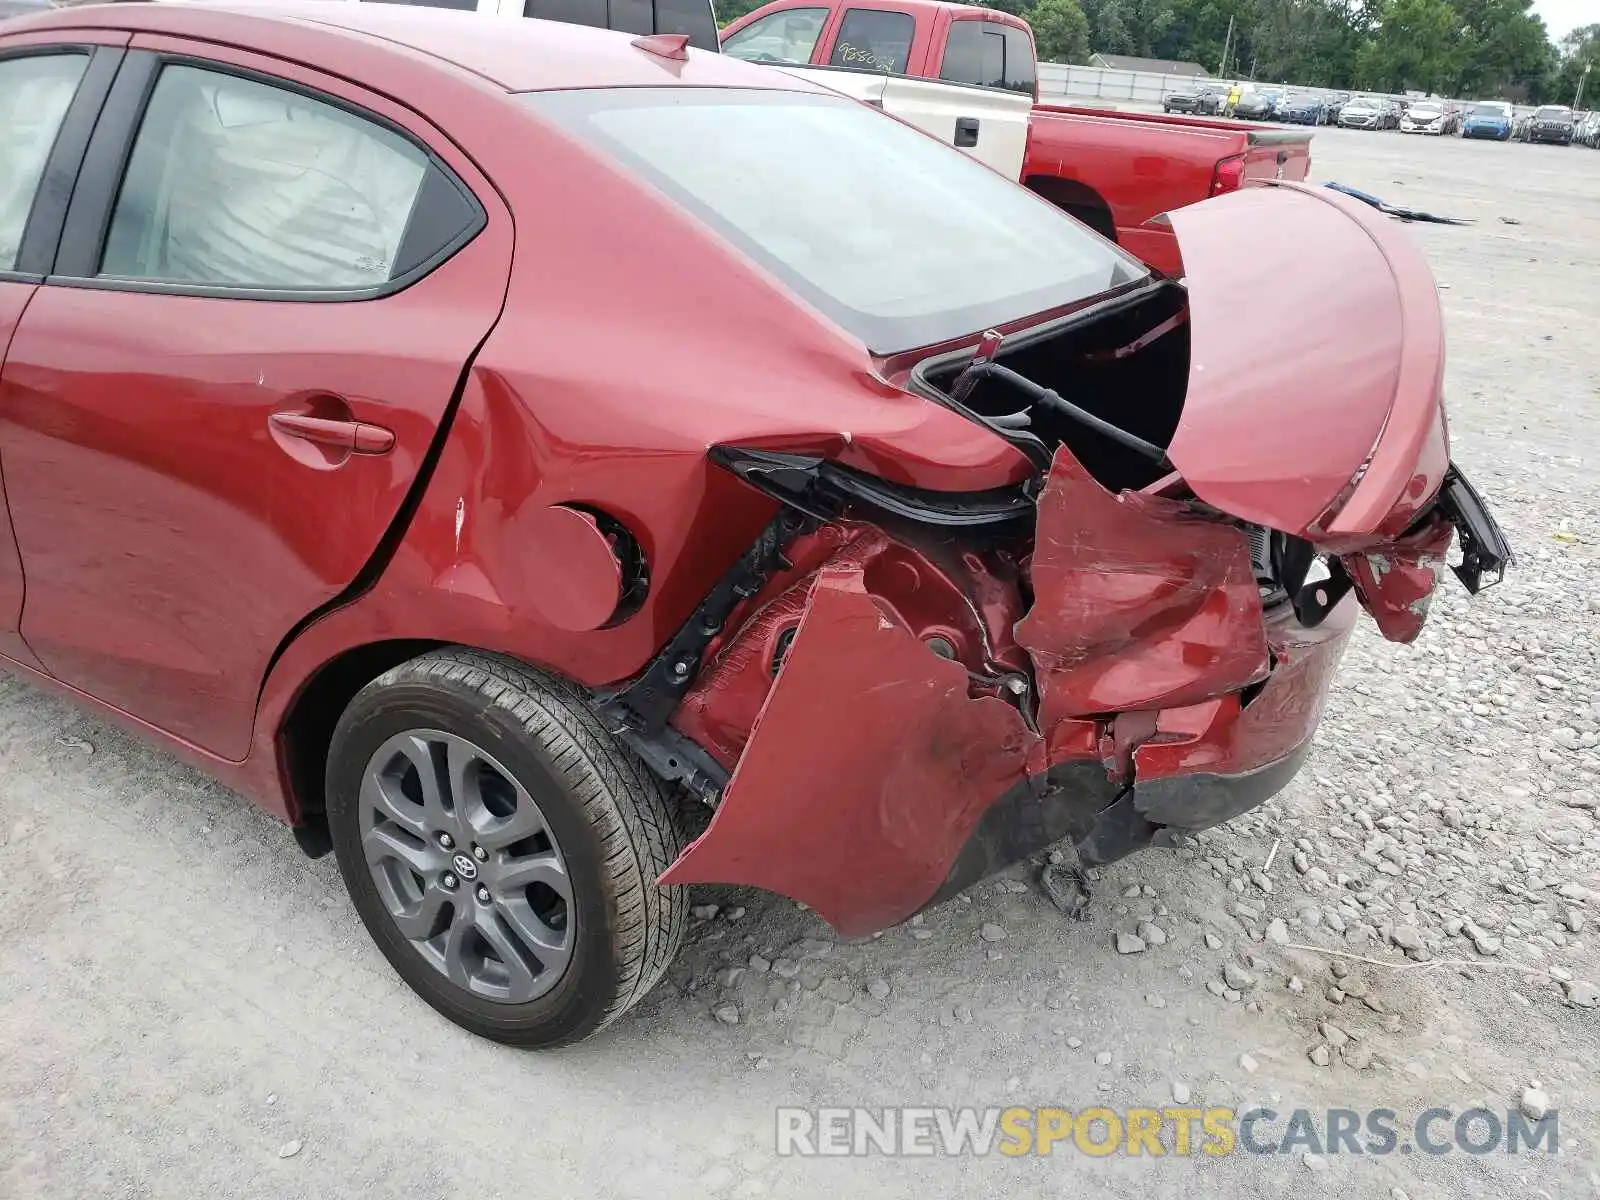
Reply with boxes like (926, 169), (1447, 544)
(866, 979), (891, 1001)
(1116, 932), (1147, 954)
(1520, 1085), (1550, 1120)
(1562, 980), (1598, 1008)
(1309, 1044), (1332, 1067)
(1171, 1080), (1191, 1103)
(980, 923), (1007, 943)
(1222, 963), (1256, 991)
(712, 1003), (740, 1026)
(1204, 933), (1223, 950)
(1094, 1051), (1113, 1066)
(691, 904), (720, 921)
(1137, 921), (1168, 946)
(1239, 1053), (1259, 1074)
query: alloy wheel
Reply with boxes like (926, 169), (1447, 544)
(359, 729), (574, 1004)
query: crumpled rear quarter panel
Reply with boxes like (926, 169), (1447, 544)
(659, 562), (1033, 937)
(1016, 447), (1270, 724)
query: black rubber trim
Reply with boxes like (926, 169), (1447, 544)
(49, 51), (486, 299)
(710, 445), (1035, 531)
(12, 45), (125, 276)
(50, 48), (158, 278)
(1132, 742), (1311, 831)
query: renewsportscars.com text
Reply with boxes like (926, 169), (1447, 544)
(775, 1106), (1559, 1158)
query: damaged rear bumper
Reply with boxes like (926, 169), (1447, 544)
(657, 448), (1359, 937)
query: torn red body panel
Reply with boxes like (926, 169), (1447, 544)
(1341, 518), (1454, 644)
(660, 447), (1354, 937)
(1132, 595), (1355, 814)
(1015, 447), (1270, 725)
(659, 561), (1034, 937)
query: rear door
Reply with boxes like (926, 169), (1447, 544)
(0, 39), (512, 758)
(0, 33), (127, 669)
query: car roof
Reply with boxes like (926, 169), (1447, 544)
(8, 0), (826, 93)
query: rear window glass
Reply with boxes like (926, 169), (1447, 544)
(829, 8), (914, 74)
(939, 20), (1002, 88)
(524, 89), (1143, 353)
(1000, 25), (1035, 94)
(522, 0), (718, 49)
(720, 7), (827, 65)
(939, 21), (1034, 95)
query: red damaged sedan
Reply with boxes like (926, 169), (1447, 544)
(0, 3), (1508, 1046)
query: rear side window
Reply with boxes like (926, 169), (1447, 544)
(0, 53), (88, 271)
(524, 0), (607, 28)
(525, 0), (718, 49)
(828, 9), (914, 75)
(999, 25), (1035, 94)
(100, 66), (455, 291)
(367, 0), (479, 9)
(721, 7), (828, 65)
(652, 0), (718, 48)
(939, 20), (1000, 88)
(940, 20), (1032, 95)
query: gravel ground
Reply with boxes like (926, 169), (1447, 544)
(2, 129), (1597, 1200)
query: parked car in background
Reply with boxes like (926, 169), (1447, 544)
(1399, 101), (1457, 135)
(1259, 87), (1285, 116)
(1338, 97), (1386, 129)
(721, 0), (1314, 278)
(1324, 92), (1352, 124)
(1278, 93), (1325, 126)
(1233, 87), (1274, 120)
(1576, 111), (1600, 147)
(1461, 101), (1513, 140)
(1522, 104), (1575, 144)
(1163, 83), (1228, 115)
(0, 0), (1510, 1054)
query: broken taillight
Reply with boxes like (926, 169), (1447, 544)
(1210, 154), (1246, 195)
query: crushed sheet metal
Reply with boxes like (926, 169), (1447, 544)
(659, 562), (1033, 937)
(1015, 447), (1270, 724)
(1341, 518), (1454, 643)
(1133, 594), (1356, 794)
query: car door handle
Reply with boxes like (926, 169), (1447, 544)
(269, 412), (394, 455)
(954, 117), (980, 147)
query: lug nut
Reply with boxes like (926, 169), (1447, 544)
(473, 846), (488, 862)
(437, 832), (455, 850)
(441, 872), (458, 890)
(476, 885), (491, 904)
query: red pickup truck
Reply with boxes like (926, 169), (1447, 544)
(721, 0), (1313, 275)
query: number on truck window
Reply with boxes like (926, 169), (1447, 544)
(721, 7), (829, 65)
(828, 9), (914, 75)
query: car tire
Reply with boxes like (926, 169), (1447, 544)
(325, 647), (688, 1047)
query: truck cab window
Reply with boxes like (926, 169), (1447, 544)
(939, 20), (1002, 88)
(828, 9), (914, 74)
(721, 7), (828, 65)
(524, 0), (607, 28)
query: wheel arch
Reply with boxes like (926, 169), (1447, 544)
(1024, 174), (1118, 242)
(277, 638), (449, 850)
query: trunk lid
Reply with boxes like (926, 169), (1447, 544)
(1161, 180), (1448, 540)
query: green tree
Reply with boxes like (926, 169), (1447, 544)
(1552, 23), (1599, 106)
(1032, 0), (1095, 61)
(1355, 0), (1463, 91)
(1450, 0), (1551, 95)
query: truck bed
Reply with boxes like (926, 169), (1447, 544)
(1024, 105), (1313, 276)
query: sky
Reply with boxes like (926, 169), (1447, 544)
(1534, 0), (1590, 41)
